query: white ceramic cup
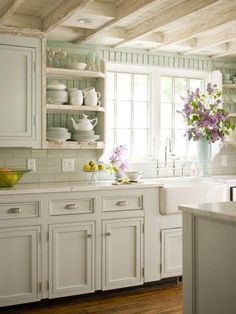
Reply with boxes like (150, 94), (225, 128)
(69, 90), (83, 106)
(125, 171), (143, 181)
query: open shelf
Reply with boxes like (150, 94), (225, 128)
(46, 67), (105, 80)
(45, 141), (105, 150)
(46, 104), (105, 113)
(223, 84), (236, 89)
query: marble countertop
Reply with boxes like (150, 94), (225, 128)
(0, 180), (163, 195)
(179, 201), (236, 223)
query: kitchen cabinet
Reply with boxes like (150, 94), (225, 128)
(49, 222), (95, 298)
(45, 65), (106, 150)
(0, 226), (41, 306)
(102, 218), (143, 290)
(161, 228), (182, 278)
(0, 34), (42, 148)
(222, 84), (236, 118)
(0, 185), (161, 307)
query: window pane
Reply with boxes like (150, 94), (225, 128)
(133, 129), (148, 157)
(190, 79), (202, 91)
(117, 73), (131, 100)
(175, 78), (187, 102)
(161, 77), (172, 102)
(117, 101), (131, 128)
(188, 140), (197, 157)
(160, 129), (172, 160)
(134, 102), (148, 128)
(107, 72), (114, 99)
(107, 101), (114, 128)
(175, 103), (185, 129)
(117, 129), (131, 151)
(134, 74), (148, 101)
(106, 129), (114, 153)
(174, 130), (186, 156)
(161, 103), (172, 129)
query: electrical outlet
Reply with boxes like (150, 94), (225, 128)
(221, 155), (228, 167)
(27, 158), (36, 172)
(62, 158), (75, 172)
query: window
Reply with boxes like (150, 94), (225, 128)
(106, 64), (152, 159)
(160, 76), (203, 159)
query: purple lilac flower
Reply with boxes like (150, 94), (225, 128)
(177, 83), (234, 143)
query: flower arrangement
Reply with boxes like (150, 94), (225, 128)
(178, 83), (234, 143)
(107, 145), (129, 175)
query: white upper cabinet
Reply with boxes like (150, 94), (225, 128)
(0, 34), (42, 147)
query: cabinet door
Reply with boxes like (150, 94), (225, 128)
(0, 35), (41, 147)
(102, 218), (143, 290)
(0, 226), (41, 306)
(161, 228), (182, 278)
(49, 222), (95, 298)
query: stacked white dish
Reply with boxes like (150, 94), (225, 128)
(46, 81), (68, 105)
(72, 130), (100, 143)
(47, 127), (71, 143)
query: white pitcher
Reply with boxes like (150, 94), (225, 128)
(83, 87), (101, 106)
(70, 90), (83, 106)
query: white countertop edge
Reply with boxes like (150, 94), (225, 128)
(179, 201), (236, 223)
(0, 180), (163, 195)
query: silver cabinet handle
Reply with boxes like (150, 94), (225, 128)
(116, 200), (128, 206)
(65, 204), (78, 210)
(8, 207), (22, 214)
(106, 232), (112, 237)
(87, 234), (92, 239)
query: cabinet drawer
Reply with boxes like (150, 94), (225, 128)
(0, 201), (39, 219)
(49, 198), (94, 216)
(102, 195), (143, 212)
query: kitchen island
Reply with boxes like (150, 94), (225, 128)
(179, 201), (236, 314)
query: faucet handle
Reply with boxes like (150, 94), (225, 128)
(179, 163), (185, 177)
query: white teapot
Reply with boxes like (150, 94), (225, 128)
(83, 87), (101, 106)
(71, 114), (98, 131)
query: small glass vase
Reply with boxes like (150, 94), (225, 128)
(114, 171), (125, 181)
(197, 138), (211, 176)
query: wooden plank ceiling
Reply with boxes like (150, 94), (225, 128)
(0, 0), (236, 58)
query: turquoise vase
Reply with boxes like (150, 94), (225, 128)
(197, 138), (211, 176)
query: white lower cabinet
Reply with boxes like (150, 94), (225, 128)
(102, 218), (144, 290)
(49, 222), (95, 298)
(161, 228), (182, 278)
(0, 226), (41, 306)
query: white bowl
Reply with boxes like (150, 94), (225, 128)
(67, 62), (87, 70)
(126, 171), (143, 181)
(46, 90), (68, 104)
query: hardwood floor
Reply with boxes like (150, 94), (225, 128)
(0, 282), (182, 314)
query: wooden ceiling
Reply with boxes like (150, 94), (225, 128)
(0, 0), (236, 58)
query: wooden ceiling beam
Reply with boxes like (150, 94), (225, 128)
(0, 0), (25, 22)
(113, 0), (221, 48)
(42, 0), (95, 32)
(214, 42), (236, 58)
(73, 0), (157, 44)
(150, 5), (236, 53)
(184, 26), (236, 54)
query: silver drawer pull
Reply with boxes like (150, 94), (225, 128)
(8, 207), (22, 214)
(106, 232), (112, 237)
(65, 204), (78, 210)
(116, 200), (128, 206)
(87, 234), (92, 239)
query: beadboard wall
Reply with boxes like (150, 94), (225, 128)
(1, 41), (236, 183)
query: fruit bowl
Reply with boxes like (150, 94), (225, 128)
(0, 168), (31, 188)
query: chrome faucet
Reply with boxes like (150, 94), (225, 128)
(156, 158), (159, 176)
(164, 137), (172, 167)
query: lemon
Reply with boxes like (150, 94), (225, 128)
(7, 173), (18, 186)
(91, 164), (98, 171)
(83, 164), (91, 172)
(98, 164), (105, 171)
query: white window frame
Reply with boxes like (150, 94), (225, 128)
(156, 67), (212, 161)
(106, 62), (158, 162)
(106, 62), (218, 163)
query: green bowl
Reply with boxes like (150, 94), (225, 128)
(0, 169), (31, 188)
